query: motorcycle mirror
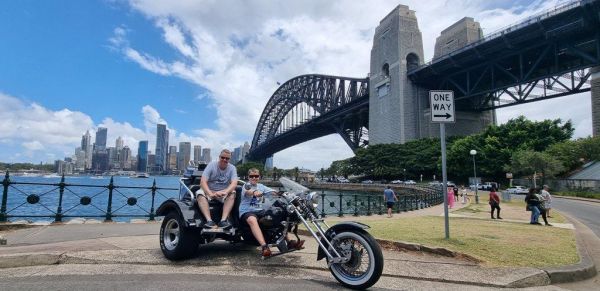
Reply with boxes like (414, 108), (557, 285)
(308, 191), (319, 205)
(244, 183), (252, 190)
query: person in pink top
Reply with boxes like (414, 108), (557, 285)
(447, 186), (455, 209)
(489, 187), (502, 219)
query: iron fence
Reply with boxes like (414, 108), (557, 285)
(1, 171), (444, 222)
(0, 171), (177, 222)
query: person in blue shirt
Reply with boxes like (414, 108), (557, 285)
(240, 168), (304, 257)
(384, 185), (398, 218)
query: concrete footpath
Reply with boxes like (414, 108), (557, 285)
(0, 201), (598, 289)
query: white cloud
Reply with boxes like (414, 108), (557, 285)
(22, 141), (44, 151)
(111, 0), (592, 170)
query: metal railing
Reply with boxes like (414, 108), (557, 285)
(315, 186), (444, 217)
(0, 171), (444, 222)
(0, 171), (178, 222)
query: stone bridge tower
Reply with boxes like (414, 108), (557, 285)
(369, 7), (495, 145)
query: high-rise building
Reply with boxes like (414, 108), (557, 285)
(201, 148), (211, 163)
(168, 146), (177, 171)
(233, 147), (241, 164)
(74, 147), (86, 171)
(81, 130), (93, 170)
(242, 141), (250, 162)
(193, 145), (202, 162)
(116, 136), (124, 151)
(91, 149), (109, 173)
(107, 147), (119, 170)
(155, 124), (169, 173)
(265, 156), (274, 171)
(137, 141), (148, 172)
(95, 127), (107, 150)
(177, 142), (192, 170)
(121, 146), (132, 170)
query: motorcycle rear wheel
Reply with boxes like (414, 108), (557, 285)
(328, 231), (383, 290)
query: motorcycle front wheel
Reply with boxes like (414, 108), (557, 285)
(328, 231), (383, 290)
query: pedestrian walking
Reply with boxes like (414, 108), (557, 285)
(489, 187), (502, 219)
(461, 185), (468, 204)
(447, 186), (455, 209)
(525, 188), (541, 225)
(384, 186), (398, 218)
(541, 185), (553, 218)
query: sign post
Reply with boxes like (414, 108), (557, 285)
(430, 90), (455, 240)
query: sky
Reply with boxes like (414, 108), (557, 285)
(0, 0), (593, 170)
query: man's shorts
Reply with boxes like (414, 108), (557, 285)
(386, 202), (395, 209)
(195, 189), (235, 203)
(240, 210), (266, 224)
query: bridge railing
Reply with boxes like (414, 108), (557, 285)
(0, 171), (178, 222)
(412, 0), (584, 72)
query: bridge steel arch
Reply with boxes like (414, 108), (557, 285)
(248, 74), (369, 161)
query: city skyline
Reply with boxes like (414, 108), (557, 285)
(0, 1), (593, 171)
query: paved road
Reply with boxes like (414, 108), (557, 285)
(552, 197), (600, 238)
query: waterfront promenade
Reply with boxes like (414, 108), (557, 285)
(1, 198), (598, 290)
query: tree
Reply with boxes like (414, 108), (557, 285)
(236, 161), (265, 180)
(506, 150), (564, 184)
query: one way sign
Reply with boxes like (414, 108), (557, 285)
(430, 90), (455, 123)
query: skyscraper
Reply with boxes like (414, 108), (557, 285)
(201, 148), (211, 162)
(233, 147), (241, 164)
(168, 145), (177, 171)
(193, 145), (202, 162)
(242, 141), (250, 162)
(138, 140), (148, 172)
(95, 127), (107, 150)
(177, 142), (192, 170)
(155, 124), (169, 173)
(115, 136), (124, 151)
(81, 130), (93, 170)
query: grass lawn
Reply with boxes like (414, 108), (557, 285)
(361, 216), (577, 267)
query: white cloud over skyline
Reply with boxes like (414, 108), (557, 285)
(0, 0), (594, 169)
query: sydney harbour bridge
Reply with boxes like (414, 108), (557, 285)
(247, 0), (600, 162)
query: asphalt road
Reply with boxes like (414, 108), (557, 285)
(551, 197), (600, 238)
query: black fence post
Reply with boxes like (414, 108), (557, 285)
(320, 192), (326, 218)
(1, 171), (10, 222)
(149, 179), (157, 221)
(353, 194), (358, 216)
(338, 192), (343, 217)
(367, 195), (372, 216)
(105, 177), (114, 222)
(55, 175), (66, 222)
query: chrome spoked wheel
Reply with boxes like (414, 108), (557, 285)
(163, 217), (180, 251)
(329, 231), (383, 289)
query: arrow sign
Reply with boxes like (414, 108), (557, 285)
(430, 90), (455, 123)
(434, 113), (452, 119)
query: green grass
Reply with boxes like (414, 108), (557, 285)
(360, 216), (578, 267)
(556, 191), (600, 200)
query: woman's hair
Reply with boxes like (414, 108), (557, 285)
(490, 187), (497, 192)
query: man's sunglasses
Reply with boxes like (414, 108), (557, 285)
(219, 156), (231, 161)
(249, 175), (260, 178)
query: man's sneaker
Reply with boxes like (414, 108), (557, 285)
(203, 220), (216, 229)
(218, 220), (232, 230)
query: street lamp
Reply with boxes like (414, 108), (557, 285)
(403, 168), (406, 181)
(470, 149), (479, 204)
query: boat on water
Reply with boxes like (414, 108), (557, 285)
(133, 173), (149, 178)
(42, 174), (61, 178)
(90, 175), (106, 179)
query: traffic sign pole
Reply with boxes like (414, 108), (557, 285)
(441, 123), (449, 240)
(430, 90), (454, 240)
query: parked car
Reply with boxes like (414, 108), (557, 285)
(428, 181), (441, 186)
(391, 180), (403, 184)
(337, 177), (350, 183)
(362, 180), (374, 184)
(504, 185), (528, 195)
(403, 180), (416, 185)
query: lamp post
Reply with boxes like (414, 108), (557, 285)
(403, 168), (406, 181)
(470, 149), (479, 204)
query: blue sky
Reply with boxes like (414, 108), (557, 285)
(0, 0), (592, 170)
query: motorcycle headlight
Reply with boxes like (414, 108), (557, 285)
(307, 191), (319, 208)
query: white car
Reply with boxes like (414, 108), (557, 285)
(504, 186), (529, 195)
(403, 180), (416, 185)
(361, 180), (374, 184)
(391, 180), (403, 184)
